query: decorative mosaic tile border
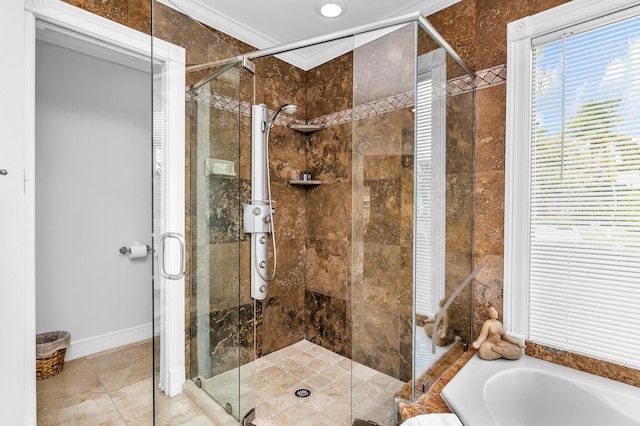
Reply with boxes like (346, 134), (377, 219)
(184, 89), (297, 127)
(305, 91), (416, 128)
(186, 89), (416, 128)
(186, 64), (507, 128)
(446, 74), (476, 96)
(475, 64), (507, 89)
(445, 64), (507, 96)
(354, 91), (415, 120)
(185, 89), (253, 116)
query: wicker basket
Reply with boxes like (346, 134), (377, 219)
(36, 347), (67, 380)
(36, 331), (70, 380)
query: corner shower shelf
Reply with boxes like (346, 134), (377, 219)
(288, 180), (322, 186)
(288, 124), (324, 133)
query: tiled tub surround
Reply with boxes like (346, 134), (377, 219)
(398, 349), (477, 421)
(525, 342), (640, 388)
(398, 342), (640, 423)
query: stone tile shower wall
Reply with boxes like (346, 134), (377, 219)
(351, 106), (416, 382)
(254, 96), (308, 357)
(188, 54), (310, 362)
(186, 99), (249, 377)
(304, 53), (353, 358)
(351, 24), (417, 382)
(302, 28), (427, 382)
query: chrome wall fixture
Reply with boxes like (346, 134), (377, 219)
(244, 104), (272, 300)
(244, 103), (297, 300)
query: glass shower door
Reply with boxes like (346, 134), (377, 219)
(351, 23), (418, 425)
(186, 60), (250, 421)
(152, 1), (254, 423)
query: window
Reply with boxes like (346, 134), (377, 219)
(415, 48), (446, 317)
(505, 0), (640, 368)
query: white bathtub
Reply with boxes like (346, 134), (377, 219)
(441, 354), (640, 426)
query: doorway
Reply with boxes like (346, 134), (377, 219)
(24, 1), (186, 423)
(34, 25), (156, 422)
(35, 27), (153, 362)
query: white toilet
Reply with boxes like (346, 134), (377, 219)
(401, 413), (463, 426)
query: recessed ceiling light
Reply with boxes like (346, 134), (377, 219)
(321, 3), (342, 17)
(317, 1), (345, 18)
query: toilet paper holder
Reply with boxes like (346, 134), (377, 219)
(119, 244), (152, 255)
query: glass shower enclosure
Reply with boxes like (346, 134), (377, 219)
(152, 4), (476, 424)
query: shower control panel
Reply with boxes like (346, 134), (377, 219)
(243, 203), (273, 233)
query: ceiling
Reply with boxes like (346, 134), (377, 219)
(162, 0), (460, 70)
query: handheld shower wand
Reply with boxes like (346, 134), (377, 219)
(261, 104), (297, 279)
(269, 104), (298, 128)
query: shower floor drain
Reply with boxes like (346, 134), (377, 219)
(294, 388), (311, 399)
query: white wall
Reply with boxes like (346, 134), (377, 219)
(35, 38), (153, 358)
(0, 3), (31, 424)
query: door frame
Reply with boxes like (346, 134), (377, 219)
(23, 0), (186, 416)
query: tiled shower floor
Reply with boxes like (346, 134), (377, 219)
(251, 340), (405, 426)
(198, 333), (446, 426)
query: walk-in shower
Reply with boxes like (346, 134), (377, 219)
(168, 5), (477, 425)
(245, 103), (298, 300)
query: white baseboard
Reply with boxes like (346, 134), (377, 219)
(65, 323), (153, 360)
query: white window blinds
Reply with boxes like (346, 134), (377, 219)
(415, 49), (446, 317)
(529, 13), (640, 368)
(415, 76), (434, 316)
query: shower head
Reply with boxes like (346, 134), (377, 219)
(282, 104), (298, 114)
(269, 103), (298, 127)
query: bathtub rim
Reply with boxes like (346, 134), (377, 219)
(441, 354), (640, 426)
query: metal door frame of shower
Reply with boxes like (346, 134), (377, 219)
(189, 10), (475, 86)
(241, 12), (474, 77)
(21, 0), (186, 421)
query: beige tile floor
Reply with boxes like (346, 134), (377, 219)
(250, 340), (405, 426)
(36, 339), (212, 425)
(37, 339), (404, 426)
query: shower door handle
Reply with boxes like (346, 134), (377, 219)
(157, 232), (186, 280)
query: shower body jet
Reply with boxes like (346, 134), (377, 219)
(244, 103), (297, 300)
